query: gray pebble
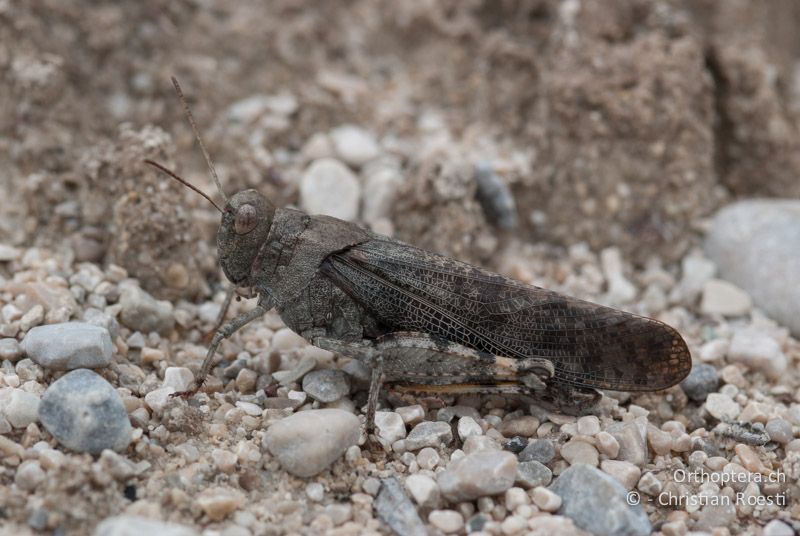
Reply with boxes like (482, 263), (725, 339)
(341, 359), (372, 389)
(263, 409), (359, 477)
(515, 460), (553, 489)
(436, 405), (481, 423)
(374, 477), (427, 536)
(272, 354), (317, 386)
(437, 450), (517, 501)
(94, 515), (198, 536)
(38, 369), (132, 454)
(15, 358), (43, 381)
(119, 285), (175, 335)
(22, 323), (112, 370)
(302, 369), (351, 403)
(474, 162), (517, 230)
(1, 388), (40, 428)
(503, 436), (528, 454)
(83, 308), (120, 339)
(549, 463), (651, 536)
(0, 338), (22, 362)
(519, 438), (555, 464)
(405, 421), (453, 451)
(680, 363), (720, 402)
(607, 421), (647, 467)
(765, 418), (793, 445)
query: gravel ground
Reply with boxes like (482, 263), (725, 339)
(2, 1), (800, 535)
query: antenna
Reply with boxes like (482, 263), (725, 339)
(171, 76), (229, 204)
(144, 159), (223, 213)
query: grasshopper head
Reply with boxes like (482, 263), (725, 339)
(218, 189), (275, 285)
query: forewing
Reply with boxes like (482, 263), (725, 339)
(320, 239), (691, 391)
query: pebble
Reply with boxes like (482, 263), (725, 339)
(676, 253), (717, 303)
(680, 363), (720, 401)
(576, 415), (601, 436)
(396, 405), (426, 425)
(647, 427), (672, 456)
(362, 166), (403, 224)
(21, 323), (112, 370)
(518, 438), (555, 464)
(500, 515), (526, 535)
(548, 463), (651, 536)
(763, 520), (795, 536)
(437, 450), (517, 501)
(0, 338), (22, 362)
(270, 327), (307, 352)
(515, 460), (553, 490)
(457, 416), (483, 440)
(302, 369), (351, 403)
(601, 247), (636, 303)
(15, 459), (45, 491)
(504, 487), (529, 510)
(405, 474), (440, 508)
(497, 415), (539, 437)
(734, 444), (769, 474)
(474, 163), (517, 230)
(272, 355), (316, 386)
(374, 411), (407, 444)
(144, 387), (176, 414)
(595, 432), (620, 459)
(607, 421), (647, 467)
(0, 388), (40, 428)
(263, 409), (360, 477)
(119, 285), (175, 335)
(705, 199), (800, 337)
(428, 510), (464, 534)
(38, 369), (132, 453)
(163, 367), (194, 392)
(699, 279), (752, 316)
(463, 435), (500, 454)
(417, 447), (440, 470)
(374, 477), (426, 536)
(694, 503), (737, 531)
(329, 125), (380, 167)
(94, 515), (198, 536)
(699, 338), (729, 363)
(83, 308), (119, 339)
(300, 158), (361, 221)
(727, 328), (787, 379)
(637, 472), (662, 496)
(19, 304), (44, 331)
(705, 392), (741, 421)
(600, 460), (641, 490)
(306, 482), (324, 502)
(405, 421), (453, 451)
(212, 449), (238, 474)
(532, 486), (562, 512)
(765, 418), (793, 444)
(195, 487), (245, 521)
(560, 439), (599, 466)
(503, 436), (527, 454)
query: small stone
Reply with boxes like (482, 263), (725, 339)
(727, 328), (787, 380)
(763, 520), (795, 536)
(263, 409), (360, 477)
(212, 448), (238, 474)
(595, 432), (620, 459)
(514, 460), (552, 489)
(144, 387), (176, 415)
(375, 477), (427, 536)
(457, 416), (483, 441)
(38, 369), (132, 453)
(405, 474), (440, 508)
(694, 503), (737, 531)
(396, 405), (425, 425)
(497, 416), (539, 437)
(0, 243), (21, 261)
(519, 438), (555, 464)
(300, 158), (361, 221)
(235, 369), (258, 393)
(375, 411), (406, 444)
(428, 510), (464, 534)
(676, 253), (717, 303)
(438, 450), (517, 501)
(417, 447), (440, 470)
(15, 460), (45, 491)
(0, 338), (22, 362)
(329, 125), (380, 167)
(22, 323), (113, 370)
(637, 472), (662, 496)
(734, 444), (769, 474)
(600, 460), (641, 490)
(15, 358), (43, 381)
(119, 285), (174, 335)
(463, 435), (501, 454)
(306, 482), (324, 502)
(436, 405), (481, 423)
(83, 308), (119, 339)
(560, 440), (599, 466)
(577, 415), (600, 436)
(94, 515), (198, 536)
(608, 421), (647, 467)
(19, 304), (44, 331)
(163, 367), (193, 392)
(699, 338), (729, 363)
(1, 388), (40, 428)
(271, 327), (307, 352)
(503, 436), (527, 454)
(601, 247), (636, 303)
(405, 421), (453, 451)
(765, 418), (793, 444)
(548, 463), (651, 536)
(272, 355), (317, 387)
(362, 166), (403, 224)
(195, 487), (245, 521)
(647, 427), (672, 456)
(700, 279), (752, 316)
(705, 392), (741, 421)
(302, 369), (351, 403)
(532, 486), (562, 512)
(680, 363), (720, 401)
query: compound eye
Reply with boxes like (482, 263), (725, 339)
(234, 203), (257, 235)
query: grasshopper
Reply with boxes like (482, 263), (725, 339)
(146, 77), (692, 435)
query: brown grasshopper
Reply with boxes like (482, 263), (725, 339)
(146, 77), (692, 435)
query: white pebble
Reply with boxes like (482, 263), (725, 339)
(306, 482), (325, 502)
(329, 125), (380, 167)
(300, 158), (361, 221)
(374, 411), (406, 444)
(700, 279), (752, 316)
(405, 473), (440, 507)
(163, 367), (194, 391)
(428, 509), (463, 534)
(532, 486), (562, 512)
